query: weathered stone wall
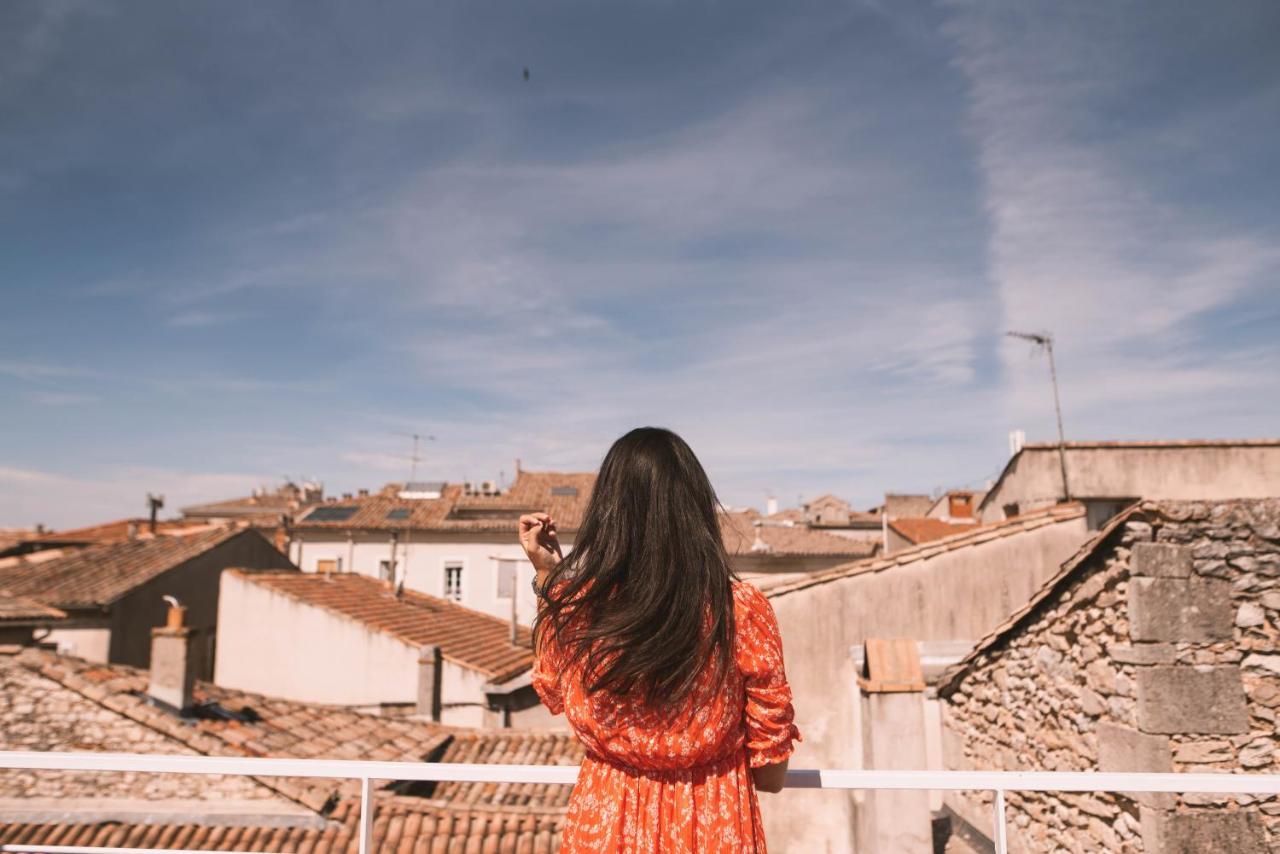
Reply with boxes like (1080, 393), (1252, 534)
(942, 500), (1280, 853)
(0, 653), (276, 801)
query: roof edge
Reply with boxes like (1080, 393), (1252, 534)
(765, 503), (1085, 599)
(934, 500), (1147, 697)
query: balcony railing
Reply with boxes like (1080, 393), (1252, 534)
(2, 751), (1279, 854)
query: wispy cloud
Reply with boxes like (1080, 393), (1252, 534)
(944, 1), (1280, 434)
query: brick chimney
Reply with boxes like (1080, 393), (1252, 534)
(149, 598), (198, 713)
(417, 644), (442, 721)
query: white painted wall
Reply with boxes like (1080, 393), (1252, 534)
(215, 571), (506, 727)
(44, 627), (111, 662)
(289, 531), (559, 626)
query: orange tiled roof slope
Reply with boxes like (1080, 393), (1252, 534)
(296, 471), (596, 534)
(887, 517), (974, 546)
(720, 511), (879, 558)
(1, 646), (575, 852)
(0, 594), (65, 622)
(22, 518), (218, 548)
(234, 571), (534, 681)
(3, 646), (580, 813)
(0, 796), (565, 854)
(0, 528), (256, 609)
(759, 503), (1086, 597)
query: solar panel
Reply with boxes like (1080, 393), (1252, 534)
(386, 509), (411, 520)
(550, 486), (579, 497)
(305, 506), (358, 522)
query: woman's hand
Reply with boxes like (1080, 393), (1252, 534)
(519, 512), (563, 581)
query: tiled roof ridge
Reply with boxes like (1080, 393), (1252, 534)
(934, 501), (1149, 696)
(764, 502), (1087, 599)
(227, 570), (534, 680)
(9, 647), (334, 815)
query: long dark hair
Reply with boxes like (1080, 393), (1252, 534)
(534, 427), (736, 710)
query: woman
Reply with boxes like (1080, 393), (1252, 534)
(518, 427), (800, 852)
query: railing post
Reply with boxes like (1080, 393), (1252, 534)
(358, 776), (374, 854)
(993, 788), (1008, 854)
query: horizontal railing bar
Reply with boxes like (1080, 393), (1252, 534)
(2, 751), (1280, 794)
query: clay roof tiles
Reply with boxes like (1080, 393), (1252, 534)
(886, 517), (974, 546)
(719, 512), (879, 558)
(0, 528), (258, 609)
(296, 471), (596, 534)
(0, 593), (66, 622)
(233, 571), (534, 681)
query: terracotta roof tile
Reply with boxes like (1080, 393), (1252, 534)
(296, 472), (595, 535)
(0, 528), (268, 609)
(234, 572), (533, 680)
(0, 797), (565, 853)
(23, 518), (219, 548)
(4, 647), (575, 818)
(886, 517), (974, 545)
(720, 512), (879, 558)
(0, 593), (66, 622)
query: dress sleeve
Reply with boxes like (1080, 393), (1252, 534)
(736, 584), (802, 768)
(531, 629), (565, 715)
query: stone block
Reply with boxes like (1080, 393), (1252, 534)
(1142, 809), (1267, 854)
(1128, 577), (1234, 642)
(1132, 542), (1192, 578)
(1097, 722), (1174, 809)
(1136, 666), (1249, 734)
(1109, 643), (1176, 665)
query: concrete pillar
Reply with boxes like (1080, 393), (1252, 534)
(855, 638), (933, 854)
(417, 644), (443, 721)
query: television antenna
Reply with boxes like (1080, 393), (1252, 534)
(1006, 331), (1071, 502)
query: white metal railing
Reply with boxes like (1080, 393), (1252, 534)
(2, 751), (1279, 854)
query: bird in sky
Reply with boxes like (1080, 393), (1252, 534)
(523, 67), (530, 81)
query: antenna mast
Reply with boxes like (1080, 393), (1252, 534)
(1007, 330), (1071, 502)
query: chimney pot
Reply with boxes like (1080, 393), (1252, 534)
(357, 489), (369, 498)
(766, 496), (778, 517)
(342, 492), (352, 501)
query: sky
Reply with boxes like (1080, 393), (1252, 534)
(2, 1), (1279, 529)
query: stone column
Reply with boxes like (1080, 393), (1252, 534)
(1121, 541), (1265, 853)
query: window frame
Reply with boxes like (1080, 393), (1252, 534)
(442, 559), (465, 603)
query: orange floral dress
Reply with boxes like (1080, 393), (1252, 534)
(532, 581), (801, 853)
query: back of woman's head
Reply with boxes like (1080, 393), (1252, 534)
(535, 427), (736, 709)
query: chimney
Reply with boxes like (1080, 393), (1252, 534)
(127, 520), (140, 541)
(146, 493), (164, 535)
(766, 495), (778, 517)
(1008, 429), (1026, 457)
(417, 644), (443, 721)
(342, 492), (352, 501)
(357, 488), (369, 498)
(149, 598), (197, 713)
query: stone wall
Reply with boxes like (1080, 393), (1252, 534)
(0, 652), (276, 801)
(941, 500), (1280, 853)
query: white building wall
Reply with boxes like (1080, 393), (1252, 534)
(215, 571), (505, 723)
(44, 627), (111, 663)
(289, 531), (560, 626)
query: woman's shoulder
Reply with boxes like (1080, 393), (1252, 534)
(731, 579), (770, 614)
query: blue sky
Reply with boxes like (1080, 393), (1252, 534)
(2, 1), (1278, 528)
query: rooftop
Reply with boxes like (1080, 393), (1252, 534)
(0, 528), (266, 610)
(720, 511), (879, 558)
(887, 517), (974, 546)
(1, 645), (580, 813)
(0, 594), (66, 623)
(760, 502), (1087, 598)
(232, 571), (535, 681)
(295, 471), (596, 534)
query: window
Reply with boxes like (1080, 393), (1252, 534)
(379, 560), (394, 582)
(316, 557), (341, 574)
(444, 562), (463, 602)
(496, 559), (517, 599)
